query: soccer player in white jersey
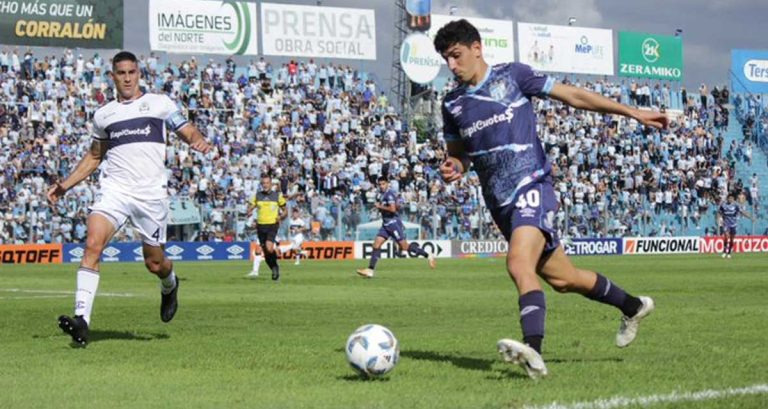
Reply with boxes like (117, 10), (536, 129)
(279, 208), (309, 265)
(47, 51), (211, 347)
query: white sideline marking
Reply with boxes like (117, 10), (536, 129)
(0, 288), (137, 298)
(525, 384), (768, 409)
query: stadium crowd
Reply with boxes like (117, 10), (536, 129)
(0, 48), (760, 244)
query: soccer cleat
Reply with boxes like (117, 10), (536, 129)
(294, 260), (300, 265)
(356, 268), (374, 278)
(722, 253), (727, 258)
(727, 254), (732, 259)
(271, 266), (280, 281)
(246, 271), (259, 278)
(427, 254), (436, 269)
(616, 296), (654, 348)
(497, 339), (548, 379)
(160, 278), (179, 323)
(58, 315), (89, 346)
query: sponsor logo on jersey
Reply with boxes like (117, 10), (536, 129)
(110, 125), (152, 140)
(459, 102), (516, 139)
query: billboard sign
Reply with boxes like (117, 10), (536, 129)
(400, 32), (441, 84)
(0, 0), (122, 48)
(618, 31), (683, 80)
(149, 0), (258, 55)
(429, 14), (515, 65)
(517, 22), (613, 75)
(730, 49), (768, 94)
(261, 3), (376, 60)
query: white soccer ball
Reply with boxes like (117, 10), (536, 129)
(345, 324), (400, 378)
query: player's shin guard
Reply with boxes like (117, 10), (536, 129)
(368, 248), (381, 270)
(519, 290), (546, 354)
(407, 242), (429, 257)
(587, 273), (642, 318)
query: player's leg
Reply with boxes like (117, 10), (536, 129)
(537, 246), (654, 348)
(497, 226), (548, 379)
(261, 225), (281, 280)
(357, 235), (387, 277)
(59, 211), (118, 346)
(133, 197), (178, 323)
(727, 229), (735, 257)
(722, 229), (729, 257)
(249, 243), (262, 277)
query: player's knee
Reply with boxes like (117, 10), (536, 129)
(506, 259), (536, 281)
(546, 278), (573, 293)
(144, 259), (164, 275)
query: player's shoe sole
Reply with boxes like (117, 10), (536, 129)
(616, 296), (654, 347)
(356, 268), (374, 278)
(497, 339), (548, 379)
(160, 278), (179, 323)
(58, 315), (89, 347)
(428, 254), (436, 269)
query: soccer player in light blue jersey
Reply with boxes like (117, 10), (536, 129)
(434, 20), (668, 378)
(718, 194), (753, 258)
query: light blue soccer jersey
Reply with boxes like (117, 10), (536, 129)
(441, 63), (555, 211)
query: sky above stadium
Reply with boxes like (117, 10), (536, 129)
(118, 0), (768, 91)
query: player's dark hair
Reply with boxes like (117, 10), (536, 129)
(433, 19), (481, 54)
(377, 175), (389, 183)
(112, 51), (138, 69)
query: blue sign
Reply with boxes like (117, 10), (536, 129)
(731, 49), (768, 94)
(564, 238), (623, 256)
(63, 242), (251, 263)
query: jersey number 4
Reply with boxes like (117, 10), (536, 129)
(515, 190), (540, 209)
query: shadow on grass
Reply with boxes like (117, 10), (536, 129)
(337, 374), (392, 382)
(401, 350), (495, 371)
(88, 330), (170, 343)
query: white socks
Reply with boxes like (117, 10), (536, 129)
(74, 269), (100, 325)
(253, 252), (262, 273)
(161, 270), (177, 295)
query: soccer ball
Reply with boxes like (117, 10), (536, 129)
(345, 324), (400, 378)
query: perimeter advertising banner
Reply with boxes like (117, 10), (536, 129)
(618, 31), (683, 81)
(63, 242), (250, 263)
(517, 22), (613, 75)
(0, 244), (62, 264)
(260, 3), (376, 60)
(0, 0), (122, 48)
(355, 240), (451, 260)
(149, 0), (257, 55)
(730, 49), (768, 94)
(428, 14), (514, 66)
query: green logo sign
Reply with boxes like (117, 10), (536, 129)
(619, 31), (683, 81)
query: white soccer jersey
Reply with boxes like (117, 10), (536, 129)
(92, 93), (188, 199)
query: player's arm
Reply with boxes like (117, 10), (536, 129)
(176, 123), (211, 154)
(375, 201), (397, 214)
(549, 83), (668, 130)
(47, 140), (106, 205)
(439, 100), (468, 183)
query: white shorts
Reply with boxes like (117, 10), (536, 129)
(90, 190), (169, 246)
(280, 234), (305, 253)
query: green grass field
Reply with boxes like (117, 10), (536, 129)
(1, 254), (767, 409)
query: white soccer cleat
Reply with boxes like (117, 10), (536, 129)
(246, 271), (259, 278)
(722, 253), (727, 258)
(356, 268), (374, 278)
(616, 296), (655, 348)
(427, 254), (436, 269)
(727, 254), (732, 259)
(497, 338), (548, 379)
(294, 260), (300, 265)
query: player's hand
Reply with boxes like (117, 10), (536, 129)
(190, 139), (212, 154)
(634, 109), (669, 130)
(440, 157), (463, 183)
(46, 182), (66, 205)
